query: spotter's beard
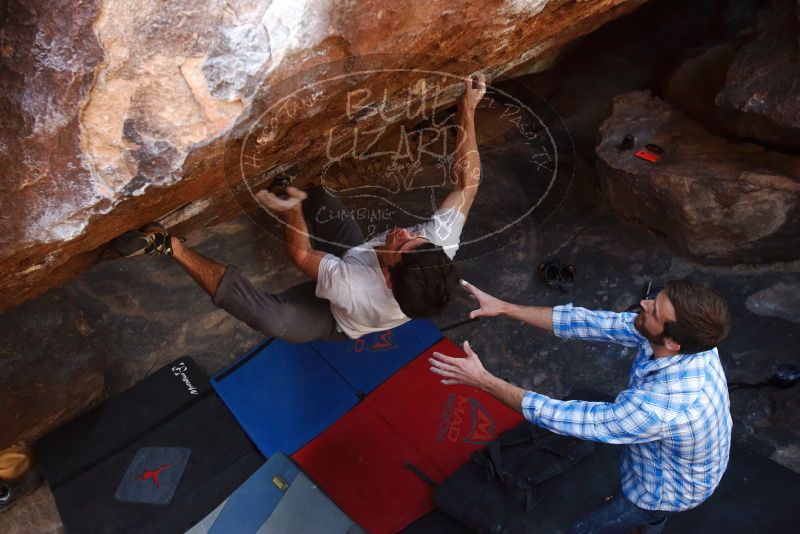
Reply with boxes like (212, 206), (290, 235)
(634, 311), (665, 347)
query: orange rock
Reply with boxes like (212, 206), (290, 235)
(0, 0), (647, 313)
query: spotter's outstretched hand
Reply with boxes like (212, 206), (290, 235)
(429, 340), (489, 388)
(461, 279), (507, 319)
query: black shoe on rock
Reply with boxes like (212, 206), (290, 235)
(558, 263), (576, 293)
(538, 259), (562, 290)
(113, 222), (176, 257)
(538, 259), (576, 293)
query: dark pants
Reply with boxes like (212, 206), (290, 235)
(213, 188), (364, 343)
(569, 491), (671, 534)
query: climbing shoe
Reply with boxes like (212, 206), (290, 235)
(268, 172), (294, 199)
(558, 263), (576, 293)
(538, 259), (562, 290)
(113, 222), (176, 257)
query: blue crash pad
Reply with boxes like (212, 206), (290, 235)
(187, 453), (299, 534)
(211, 320), (442, 457)
(310, 319), (442, 395)
(188, 452), (363, 534)
(212, 340), (359, 457)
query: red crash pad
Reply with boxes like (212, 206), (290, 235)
(292, 402), (444, 534)
(366, 338), (523, 476)
(293, 338), (522, 533)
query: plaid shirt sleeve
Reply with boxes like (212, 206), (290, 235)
(521, 389), (665, 444)
(552, 304), (643, 348)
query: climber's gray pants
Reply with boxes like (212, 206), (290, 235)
(212, 188), (364, 343)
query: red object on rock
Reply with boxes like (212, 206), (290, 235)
(634, 149), (661, 162)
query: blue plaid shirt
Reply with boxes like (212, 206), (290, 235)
(521, 304), (732, 512)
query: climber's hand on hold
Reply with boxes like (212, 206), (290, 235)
(256, 186), (307, 213)
(461, 72), (486, 111)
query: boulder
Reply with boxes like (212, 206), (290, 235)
(665, 44), (736, 136)
(0, 0), (649, 313)
(715, 0), (800, 150)
(596, 90), (800, 265)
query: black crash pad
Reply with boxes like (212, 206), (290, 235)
(400, 510), (475, 534)
(36, 357), (212, 487)
(35, 357), (264, 534)
(433, 389), (800, 533)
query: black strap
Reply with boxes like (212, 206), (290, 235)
(487, 440), (503, 481)
(474, 432), (596, 511)
(529, 454), (578, 486)
(480, 424), (545, 481)
(528, 440), (595, 487)
(499, 443), (592, 512)
(403, 461), (437, 488)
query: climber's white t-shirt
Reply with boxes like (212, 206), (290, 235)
(315, 207), (466, 339)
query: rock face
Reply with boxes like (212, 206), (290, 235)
(715, 0), (800, 150)
(665, 43), (735, 136)
(0, 0), (649, 313)
(596, 91), (800, 265)
(0, 288), (106, 450)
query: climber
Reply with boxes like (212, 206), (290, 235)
(112, 74), (487, 343)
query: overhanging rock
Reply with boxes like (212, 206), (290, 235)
(0, 0), (648, 313)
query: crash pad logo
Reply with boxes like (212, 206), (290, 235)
(171, 361), (200, 395)
(348, 330), (397, 353)
(115, 447), (191, 505)
(436, 394), (497, 445)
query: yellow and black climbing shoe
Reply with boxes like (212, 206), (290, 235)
(113, 222), (175, 257)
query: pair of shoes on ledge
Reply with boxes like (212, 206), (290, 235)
(538, 259), (576, 293)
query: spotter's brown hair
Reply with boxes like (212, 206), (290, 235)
(663, 279), (731, 354)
